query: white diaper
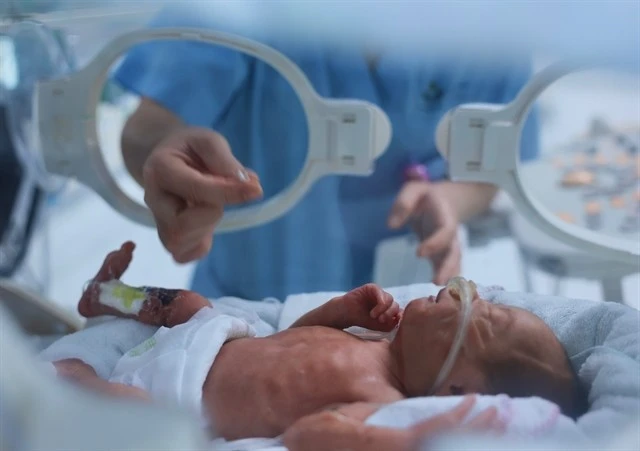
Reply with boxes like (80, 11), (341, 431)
(109, 307), (256, 428)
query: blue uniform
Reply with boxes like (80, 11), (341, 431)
(114, 7), (539, 300)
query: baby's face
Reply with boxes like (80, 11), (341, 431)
(391, 286), (568, 398)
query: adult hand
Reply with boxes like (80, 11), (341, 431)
(388, 180), (461, 285)
(142, 127), (263, 263)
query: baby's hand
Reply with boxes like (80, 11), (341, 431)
(336, 284), (402, 332)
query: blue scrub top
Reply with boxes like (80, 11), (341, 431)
(114, 6), (539, 300)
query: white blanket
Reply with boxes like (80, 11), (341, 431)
(40, 284), (640, 450)
(110, 308), (256, 431)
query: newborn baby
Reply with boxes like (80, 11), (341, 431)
(53, 242), (585, 449)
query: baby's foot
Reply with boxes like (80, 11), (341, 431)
(78, 242), (136, 318)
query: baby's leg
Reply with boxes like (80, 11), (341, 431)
(54, 358), (149, 401)
(78, 241), (210, 327)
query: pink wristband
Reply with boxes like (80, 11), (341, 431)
(404, 163), (429, 182)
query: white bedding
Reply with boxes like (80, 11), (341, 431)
(40, 284), (640, 450)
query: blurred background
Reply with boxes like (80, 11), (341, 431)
(1, 0), (638, 328)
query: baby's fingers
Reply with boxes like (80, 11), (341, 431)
(378, 302), (401, 324)
(411, 396), (477, 437)
(370, 290), (395, 319)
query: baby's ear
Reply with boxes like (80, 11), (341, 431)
(436, 362), (488, 396)
(434, 382), (468, 396)
(448, 384), (465, 396)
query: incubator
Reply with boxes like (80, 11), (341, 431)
(1, 1), (640, 451)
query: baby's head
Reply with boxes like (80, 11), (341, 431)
(390, 286), (587, 419)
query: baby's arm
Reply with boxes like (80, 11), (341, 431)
(283, 402), (409, 451)
(78, 241), (209, 327)
(289, 284), (401, 332)
(283, 397), (501, 451)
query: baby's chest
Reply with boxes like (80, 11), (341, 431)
(290, 345), (400, 402)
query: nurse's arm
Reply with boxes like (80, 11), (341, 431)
(432, 181), (498, 223)
(121, 98), (187, 186)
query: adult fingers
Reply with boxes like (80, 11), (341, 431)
(174, 235), (214, 264)
(145, 188), (184, 251)
(146, 183), (219, 259)
(144, 181), (182, 220)
(171, 205), (221, 259)
(416, 220), (457, 259)
(432, 239), (462, 286)
(414, 183), (458, 255)
(180, 130), (264, 203)
(166, 207), (221, 262)
(186, 128), (248, 178)
(388, 181), (428, 229)
(147, 157), (262, 207)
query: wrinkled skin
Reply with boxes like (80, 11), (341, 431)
(58, 242), (573, 450)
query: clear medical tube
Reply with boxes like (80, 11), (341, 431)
(429, 276), (477, 394)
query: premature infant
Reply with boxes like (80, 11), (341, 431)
(53, 242), (586, 450)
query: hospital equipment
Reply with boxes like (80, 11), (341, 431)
(511, 120), (640, 302)
(12, 26), (631, 268)
(2, 2), (639, 450)
(0, 18), (76, 295)
(0, 277), (81, 335)
(1, 1), (637, 268)
(429, 277), (475, 395)
(434, 62), (639, 268)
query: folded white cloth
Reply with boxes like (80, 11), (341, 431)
(212, 394), (588, 451)
(109, 308), (255, 429)
(39, 317), (158, 379)
(366, 395), (588, 444)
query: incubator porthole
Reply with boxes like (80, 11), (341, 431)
(3, 20), (75, 193)
(517, 66), (640, 246)
(98, 37), (309, 212)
